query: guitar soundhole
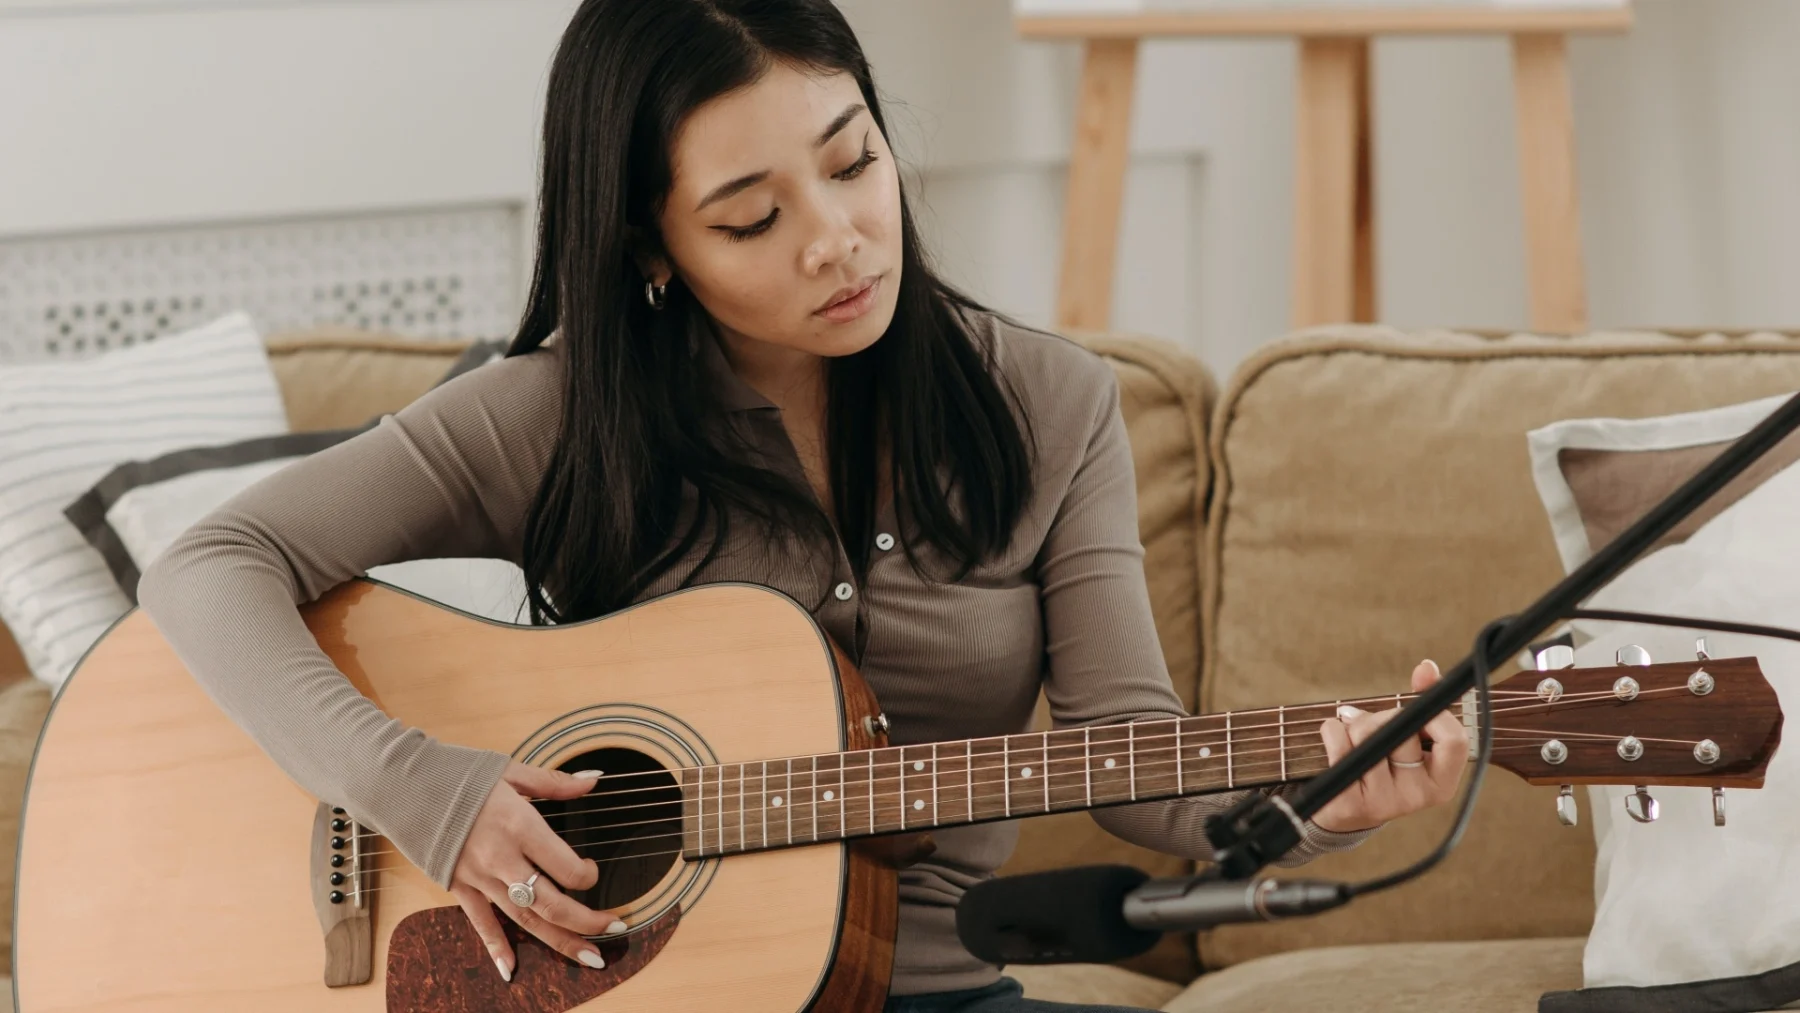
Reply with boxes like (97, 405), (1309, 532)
(535, 748), (683, 910)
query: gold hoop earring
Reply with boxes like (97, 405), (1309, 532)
(645, 280), (668, 310)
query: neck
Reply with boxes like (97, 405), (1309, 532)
(715, 326), (827, 413)
(676, 691), (1449, 860)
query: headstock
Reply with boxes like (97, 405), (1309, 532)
(1478, 638), (1782, 828)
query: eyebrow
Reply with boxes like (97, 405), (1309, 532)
(693, 103), (868, 213)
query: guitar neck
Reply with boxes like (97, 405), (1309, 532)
(678, 692), (1457, 859)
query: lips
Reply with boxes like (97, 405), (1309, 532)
(815, 275), (882, 322)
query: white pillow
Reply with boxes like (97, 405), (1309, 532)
(86, 436), (526, 624)
(0, 312), (286, 687)
(1528, 396), (1800, 995)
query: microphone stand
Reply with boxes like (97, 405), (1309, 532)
(1203, 390), (1800, 881)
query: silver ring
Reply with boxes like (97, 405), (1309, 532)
(507, 872), (541, 908)
(1389, 758), (1426, 769)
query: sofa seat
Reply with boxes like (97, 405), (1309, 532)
(1013, 937), (1583, 1011)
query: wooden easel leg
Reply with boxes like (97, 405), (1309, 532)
(1294, 36), (1372, 328)
(1512, 32), (1588, 333)
(1056, 37), (1138, 333)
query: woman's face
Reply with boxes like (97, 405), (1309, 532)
(655, 62), (903, 362)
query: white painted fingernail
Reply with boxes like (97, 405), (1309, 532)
(606, 919), (628, 935)
(1424, 659), (1440, 677)
(494, 958), (512, 982)
(1338, 705), (1365, 720)
(573, 769), (604, 779)
(578, 949), (606, 969)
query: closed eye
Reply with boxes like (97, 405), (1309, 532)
(716, 208), (779, 243)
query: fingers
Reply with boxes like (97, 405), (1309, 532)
(1410, 658), (1441, 693)
(503, 762), (603, 802)
(522, 818), (601, 893)
(454, 885), (515, 982)
(488, 879), (611, 969)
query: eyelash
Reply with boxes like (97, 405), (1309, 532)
(721, 146), (880, 243)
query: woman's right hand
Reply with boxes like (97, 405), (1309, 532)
(449, 762), (626, 982)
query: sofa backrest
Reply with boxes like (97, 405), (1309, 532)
(1197, 325), (1800, 970)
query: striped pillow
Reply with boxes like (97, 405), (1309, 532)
(0, 312), (287, 687)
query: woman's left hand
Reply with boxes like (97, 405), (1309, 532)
(1312, 659), (1469, 834)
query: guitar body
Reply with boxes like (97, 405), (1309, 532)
(16, 581), (895, 1013)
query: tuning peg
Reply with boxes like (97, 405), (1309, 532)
(1625, 786), (1660, 823)
(1696, 637), (1711, 661)
(1615, 645), (1652, 667)
(1713, 787), (1726, 827)
(1556, 785), (1579, 827)
(1535, 644), (1575, 672)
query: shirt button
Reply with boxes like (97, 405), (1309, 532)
(834, 582), (854, 601)
(875, 533), (895, 551)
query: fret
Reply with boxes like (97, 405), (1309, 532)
(1278, 705), (1287, 781)
(784, 758), (794, 845)
(811, 753), (842, 840)
(716, 764), (727, 856)
(760, 760), (769, 848)
(801, 756), (819, 842)
(1001, 736), (1010, 816)
(1083, 726), (1092, 807)
(1127, 722), (1137, 801)
(931, 743), (940, 825)
(1226, 712), (1234, 787)
(1133, 718), (1181, 800)
(898, 745), (906, 830)
(965, 740), (974, 823)
(1004, 732), (1049, 816)
(866, 749), (876, 835)
(1175, 720), (1184, 794)
(933, 741), (969, 825)
(738, 763), (747, 852)
(687, 770), (702, 856)
(1041, 731), (1051, 812)
(838, 751), (847, 838)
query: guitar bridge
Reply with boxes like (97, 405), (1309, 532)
(310, 802), (376, 986)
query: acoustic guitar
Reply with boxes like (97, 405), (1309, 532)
(14, 581), (1783, 1012)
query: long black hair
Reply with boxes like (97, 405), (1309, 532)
(510, 0), (1033, 625)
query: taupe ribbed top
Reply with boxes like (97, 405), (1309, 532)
(137, 314), (1364, 995)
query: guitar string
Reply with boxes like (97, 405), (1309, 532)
(343, 685), (1690, 822)
(500, 687), (1628, 792)
(336, 739), (1584, 891)
(334, 726), (1701, 872)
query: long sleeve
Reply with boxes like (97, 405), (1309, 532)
(137, 347), (564, 887)
(1034, 358), (1372, 867)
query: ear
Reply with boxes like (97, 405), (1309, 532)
(625, 226), (673, 287)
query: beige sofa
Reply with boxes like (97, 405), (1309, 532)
(8, 324), (1800, 1010)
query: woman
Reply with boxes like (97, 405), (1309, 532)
(138, 1), (1468, 1009)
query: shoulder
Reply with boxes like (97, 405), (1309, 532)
(967, 311), (1120, 435)
(406, 338), (565, 428)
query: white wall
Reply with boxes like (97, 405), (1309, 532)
(4, 0), (1799, 374)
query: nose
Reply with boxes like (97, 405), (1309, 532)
(799, 195), (859, 276)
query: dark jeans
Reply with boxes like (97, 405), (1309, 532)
(884, 977), (1154, 1013)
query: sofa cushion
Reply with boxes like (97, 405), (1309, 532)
(1011, 963), (1186, 1009)
(999, 333), (1217, 982)
(1168, 936), (1585, 1013)
(264, 329), (477, 432)
(1198, 326), (1800, 970)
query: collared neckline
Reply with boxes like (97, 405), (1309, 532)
(698, 332), (779, 414)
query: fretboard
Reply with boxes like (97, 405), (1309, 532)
(677, 699), (1416, 860)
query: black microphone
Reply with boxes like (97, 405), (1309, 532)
(956, 865), (1160, 965)
(957, 866), (1351, 965)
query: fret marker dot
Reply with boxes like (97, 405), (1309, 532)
(823, 790), (834, 801)
(913, 799), (925, 811)
(913, 761), (924, 771)
(1021, 767), (1033, 778)
(1104, 758), (1116, 769)
(1199, 747), (1212, 758)
(771, 796), (783, 807)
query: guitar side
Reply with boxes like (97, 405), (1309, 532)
(15, 581), (892, 1013)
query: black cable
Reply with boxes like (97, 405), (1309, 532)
(1340, 606), (1800, 901)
